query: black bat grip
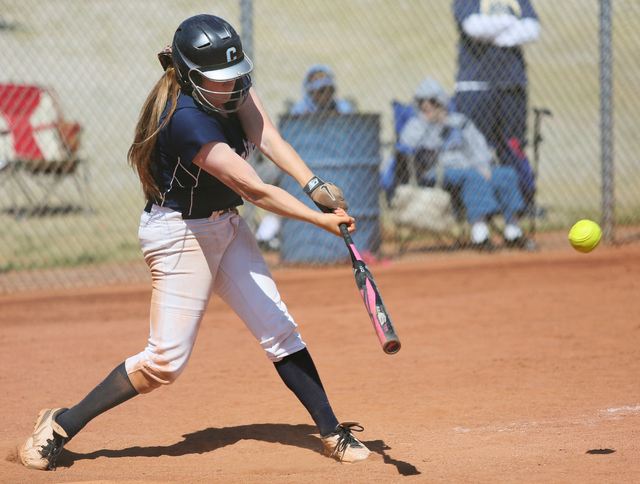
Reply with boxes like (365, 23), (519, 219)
(339, 223), (358, 264)
(339, 222), (351, 241)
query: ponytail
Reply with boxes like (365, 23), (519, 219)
(127, 67), (180, 201)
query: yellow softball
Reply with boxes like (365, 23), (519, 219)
(568, 220), (602, 253)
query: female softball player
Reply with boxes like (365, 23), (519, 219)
(20, 14), (370, 471)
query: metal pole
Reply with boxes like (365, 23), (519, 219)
(599, 0), (614, 244)
(240, 0), (254, 80)
(532, 108), (551, 238)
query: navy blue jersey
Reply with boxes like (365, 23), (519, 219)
(150, 92), (254, 217)
(453, 0), (537, 88)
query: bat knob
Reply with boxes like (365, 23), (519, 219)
(383, 340), (401, 355)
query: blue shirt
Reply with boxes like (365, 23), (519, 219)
(453, 0), (538, 88)
(151, 92), (254, 217)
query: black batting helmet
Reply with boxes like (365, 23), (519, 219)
(171, 14), (253, 113)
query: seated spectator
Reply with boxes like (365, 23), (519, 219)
(398, 77), (535, 251)
(289, 63), (355, 115)
(255, 64), (354, 249)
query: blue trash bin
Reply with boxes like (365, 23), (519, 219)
(278, 113), (381, 264)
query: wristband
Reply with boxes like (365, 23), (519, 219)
(303, 175), (324, 195)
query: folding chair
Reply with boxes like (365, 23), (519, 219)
(380, 101), (417, 199)
(0, 83), (90, 217)
(382, 101), (467, 254)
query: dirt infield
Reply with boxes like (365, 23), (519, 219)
(2, 243), (639, 483)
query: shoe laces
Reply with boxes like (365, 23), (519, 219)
(329, 423), (365, 458)
(38, 435), (66, 470)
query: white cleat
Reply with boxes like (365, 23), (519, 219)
(20, 408), (69, 470)
(321, 421), (371, 463)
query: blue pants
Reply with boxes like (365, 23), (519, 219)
(455, 87), (535, 210)
(432, 166), (525, 224)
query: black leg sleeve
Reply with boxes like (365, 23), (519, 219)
(274, 348), (339, 437)
(55, 362), (138, 439)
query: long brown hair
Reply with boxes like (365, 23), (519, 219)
(127, 67), (181, 201)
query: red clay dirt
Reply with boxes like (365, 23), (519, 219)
(1, 243), (639, 483)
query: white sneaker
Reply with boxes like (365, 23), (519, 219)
(20, 408), (69, 470)
(503, 223), (523, 242)
(470, 222), (490, 244)
(321, 421), (371, 463)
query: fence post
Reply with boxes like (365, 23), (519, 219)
(240, 0), (254, 79)
(599, 0), (614, 244)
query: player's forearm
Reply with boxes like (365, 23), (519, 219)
(260, 138), (314, 187)
(247, 183), (353, 236)
(244, 182), (323, 225)
(239, 88), (314, 187)
(247, 186), (353, 237)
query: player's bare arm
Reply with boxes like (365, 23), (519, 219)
(237, 89), (350, 216)
(192, 141), (354, 236)
(237, 88), (314, 187)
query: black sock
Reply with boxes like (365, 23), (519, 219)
(55, 362), (138, 439)
(274, 348), (339, 437)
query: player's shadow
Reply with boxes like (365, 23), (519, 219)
(366, 439), (421, 476)
(58, 423), (420, 476)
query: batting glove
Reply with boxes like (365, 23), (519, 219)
(303, 176), (349, 214)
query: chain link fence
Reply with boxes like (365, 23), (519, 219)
(1, 0), (638, 293)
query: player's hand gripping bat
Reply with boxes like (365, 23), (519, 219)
(339, 223), (401, 355)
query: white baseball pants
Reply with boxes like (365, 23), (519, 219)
(125, 204), (305, 386)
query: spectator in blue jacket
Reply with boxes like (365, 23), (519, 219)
(289, 63), (355, 115)
(399, 77), (535, 251)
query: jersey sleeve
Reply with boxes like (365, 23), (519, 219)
(398, 117), (423, 153)
(462, 118), (493, 170)
(168, 107), (228, 167)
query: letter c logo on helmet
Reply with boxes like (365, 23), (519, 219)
(226, 47), (237, 62)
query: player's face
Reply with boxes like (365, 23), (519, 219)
(199, 78), (236, 106)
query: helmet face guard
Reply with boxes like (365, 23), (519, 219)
(188, 65), (253, 114)
(171, 15), (254, 113)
